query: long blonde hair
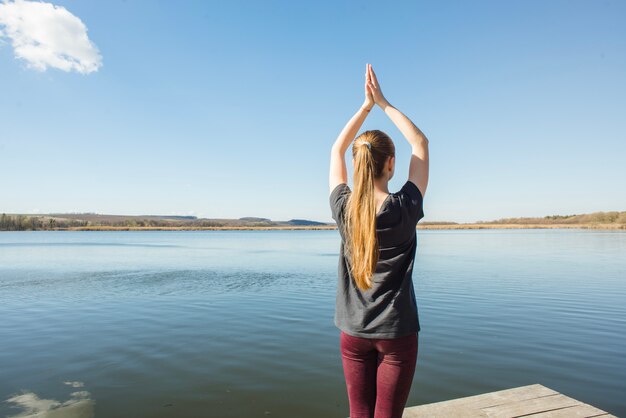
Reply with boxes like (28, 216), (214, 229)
(344, 130), (395, 291)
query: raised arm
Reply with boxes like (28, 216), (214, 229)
(329, 64), (375, 194)
(368, 64), (429, 197)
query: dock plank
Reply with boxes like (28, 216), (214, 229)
(482, 393), (580, 417)
(403, 384), (558, 418)
(403, 384), (553, 417)
(522, 402), (612, 417)
(402, 384), (616, 418)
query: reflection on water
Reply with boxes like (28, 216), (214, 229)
(5, 382), (94, 418)
(0, 268), (297, 300)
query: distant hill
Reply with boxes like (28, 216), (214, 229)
(282, 219), (328, 226)
(0, 212), (331, 230)
(239, 217), (271, 222)
(0, 211), (624, 231)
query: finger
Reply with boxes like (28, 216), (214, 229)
(371, 66), (379, 86)
(369, 65), (376, 88)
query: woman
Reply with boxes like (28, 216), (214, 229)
(328, 63), (429, 418)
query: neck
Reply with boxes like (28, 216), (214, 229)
(373, 177), (390, 194)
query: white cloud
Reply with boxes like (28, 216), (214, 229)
(0, 0), (102, 73)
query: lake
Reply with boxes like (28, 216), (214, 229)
(0, 229), (624, 417)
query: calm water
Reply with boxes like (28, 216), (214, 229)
(0, 229), (625, 417)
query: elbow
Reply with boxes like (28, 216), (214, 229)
(411, 138), (428, 151)
(331, 144), (345, 155)
(408, 132), (428, 149)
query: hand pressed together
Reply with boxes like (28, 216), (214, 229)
(363, 63), (388, 111)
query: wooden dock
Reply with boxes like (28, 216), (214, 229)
(402, 383), (616, 417)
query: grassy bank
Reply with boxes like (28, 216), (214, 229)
(48, 223), (626, 231)
(1, 211), (625, 231)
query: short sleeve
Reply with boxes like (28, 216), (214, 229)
(399, 180), (424, 225)
(329, 183), (351, 224)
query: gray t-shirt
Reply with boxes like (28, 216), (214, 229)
(329, 180), (424, 338)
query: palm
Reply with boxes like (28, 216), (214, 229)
(366, 64), (386, 106)
(364, 64), (375, 109)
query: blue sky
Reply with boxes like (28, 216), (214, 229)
(1, 0), (624, 223)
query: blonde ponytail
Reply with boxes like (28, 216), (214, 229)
(344, 130), (395, 291)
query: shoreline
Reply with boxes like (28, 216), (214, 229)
(3, 223), (623, 231)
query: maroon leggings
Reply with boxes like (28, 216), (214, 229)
(340, 330), (419, 418)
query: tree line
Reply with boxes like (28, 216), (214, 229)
(0, 214), (88, 231)
(477, 211), (626, 225)
(0, 214), (232, 230)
